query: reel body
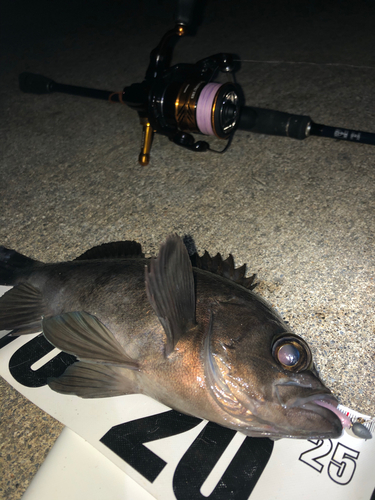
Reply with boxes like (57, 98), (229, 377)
(122, 24), (242, 165)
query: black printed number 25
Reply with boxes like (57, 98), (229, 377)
(299, 439), (359, 485)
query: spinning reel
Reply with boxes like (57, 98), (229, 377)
(19, 0), (375, 165)
(124, 24), (241, 164)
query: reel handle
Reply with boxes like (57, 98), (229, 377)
(139, 119), (154, 166)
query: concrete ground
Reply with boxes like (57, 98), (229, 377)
(0, 0), (374, 498)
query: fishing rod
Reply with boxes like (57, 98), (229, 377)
(18, 0), (375, 166)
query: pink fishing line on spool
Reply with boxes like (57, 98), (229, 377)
(196, 83), (222, 136)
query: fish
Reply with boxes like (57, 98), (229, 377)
(0, 234), (352, 439)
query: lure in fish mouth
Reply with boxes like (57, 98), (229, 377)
(0, 235), (368, 439)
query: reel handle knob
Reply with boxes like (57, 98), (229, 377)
(138, 119), (154, 166)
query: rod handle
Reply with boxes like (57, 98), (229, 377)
(19, 72), (55, 94)
(239, 106), (311, 140)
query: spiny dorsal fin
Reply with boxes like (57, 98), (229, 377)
(191, 250), (257, 290)
(74, 241), (144, 261)
(145, 234), (196, 356)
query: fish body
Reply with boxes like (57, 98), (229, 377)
(0, 236), (346, 439)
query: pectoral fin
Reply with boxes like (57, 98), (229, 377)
(145, 234), (196, 356)
(42, 311), (139, 369)
(48, 361), (137, 398)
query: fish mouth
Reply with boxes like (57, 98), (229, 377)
(275, 378), (349, 438)
(292, 394), (349, 438)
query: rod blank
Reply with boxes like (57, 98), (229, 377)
(19, 72), (375, 147)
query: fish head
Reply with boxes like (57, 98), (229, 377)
(204, 299), (344, 439)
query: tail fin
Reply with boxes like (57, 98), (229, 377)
(0, 283), (49, 334)
(0, 246), (40, 285)
(0, 247), (46, 334)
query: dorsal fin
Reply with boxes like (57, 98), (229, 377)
(146, 234), (196, 356)
(191, 250), (257, 290)
(74, 241), (144, 261)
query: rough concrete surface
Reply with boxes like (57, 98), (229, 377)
(0, 0), (374, 498)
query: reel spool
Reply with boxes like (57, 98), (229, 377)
(173, 81), (239, 138)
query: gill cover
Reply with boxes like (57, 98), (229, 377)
(203, 297), (317, 424)
(204, 309), (249, 418)
(203, 299), (286, 423)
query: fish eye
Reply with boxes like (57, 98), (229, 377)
(278, 343), (300, 366)
(272, 335), (312, 372)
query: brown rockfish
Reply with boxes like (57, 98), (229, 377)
(0, 235), (350, 439)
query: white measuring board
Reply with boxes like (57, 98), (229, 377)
(0, 285), (374, 500)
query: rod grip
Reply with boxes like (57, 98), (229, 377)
(239, 106), (311, 140)
(19, 72), (55, 94)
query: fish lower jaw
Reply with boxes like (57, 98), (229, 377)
(296, 402), (344, 439)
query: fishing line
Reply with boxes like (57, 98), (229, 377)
(235, 60), (375, 71)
